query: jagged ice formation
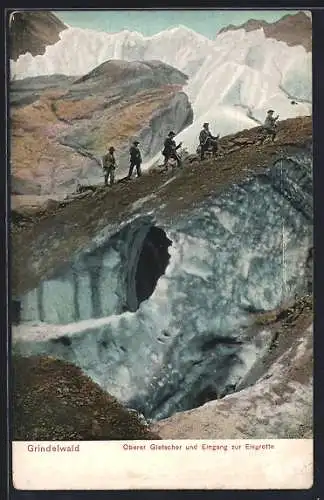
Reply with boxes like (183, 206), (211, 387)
(14, 147), (313, 421)
(11, 24), (312, 157)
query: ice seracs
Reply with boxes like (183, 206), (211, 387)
(10, 21), (311, 154)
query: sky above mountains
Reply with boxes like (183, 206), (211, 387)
(54, 10), (302, 40)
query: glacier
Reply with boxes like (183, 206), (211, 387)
(13, 148), (313, 420)
(10, 24), (312, 155)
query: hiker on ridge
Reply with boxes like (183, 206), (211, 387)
(199, 122), (219, 160)
(127, 141), (142, 179)
(102, 146), (117, 186)
(162, 131), (182, 170)
(262, 109), (279, 142)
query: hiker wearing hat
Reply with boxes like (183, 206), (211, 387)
(262, 109), (279, 142)
(199, 122), (219, 160)
(162, 131), (182, 170)
(128, 140), (142, 179)
(102, 146), (117, 186)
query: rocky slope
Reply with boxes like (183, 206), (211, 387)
(218, 11), (311, 52)
(11, 116), (312, 298)
(12, 355), (160, 440)
(10, 60), (193, 194)
(10, 11), (67, 61)
(11, 116), (313, 439)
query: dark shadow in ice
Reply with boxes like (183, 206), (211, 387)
(135, 226), (172, 308)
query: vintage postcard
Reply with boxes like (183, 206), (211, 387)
(9, 9), (313, 490)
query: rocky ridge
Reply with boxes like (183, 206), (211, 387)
(10, 59), (193, 194)
(218, 11), (312, 52)
(10, 11), (67, 61)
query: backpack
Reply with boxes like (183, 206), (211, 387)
(199, 129), (208, 145)
(102, 153), (115, 169)
(162, 137), (175, 156)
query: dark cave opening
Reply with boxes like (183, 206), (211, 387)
(12, 299), (21, 325)
(134, 227), (172, 308)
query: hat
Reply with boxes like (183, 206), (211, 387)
(109, 146), (115, 152)
(267, 109), (274, 114)
(203, 122), (209, 127)
(168, 131), (175, 136)
(133, 141), (140, 145)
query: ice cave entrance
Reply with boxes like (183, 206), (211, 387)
(18, 220), (173, 324)
(132, 226), (172, 311)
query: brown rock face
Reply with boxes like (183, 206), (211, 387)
(9, 11), (67, 61)
(218, 12), (312, 52)
(12, 355), (160, 440)
(10, 60), (193, 194)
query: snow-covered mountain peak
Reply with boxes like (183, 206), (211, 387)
(163, 24), (207, 39)
(217, 11), (311, 52)
(116, 28), (145, 39)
